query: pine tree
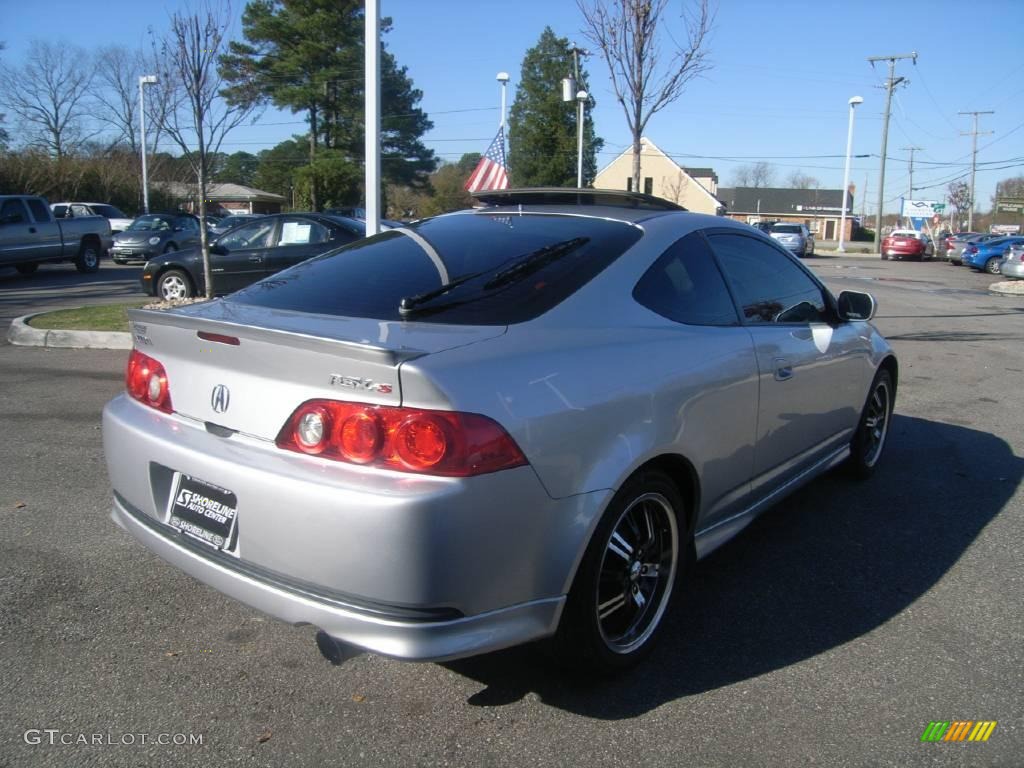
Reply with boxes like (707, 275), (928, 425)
(221, 0), (435, 210)
(508, 28), (603, 187)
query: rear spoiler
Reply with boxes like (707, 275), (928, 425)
(126, 308), (424, 366)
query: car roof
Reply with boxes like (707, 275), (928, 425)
(469, 188), (687, 224)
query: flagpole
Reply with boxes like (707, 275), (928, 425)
(497, 72), (509, 129)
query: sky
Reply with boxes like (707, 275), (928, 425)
(3, 0), (1023, 215)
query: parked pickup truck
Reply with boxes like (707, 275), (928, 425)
(0, 195), (112, 275)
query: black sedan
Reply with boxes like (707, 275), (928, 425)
(140, 213), (370, 300)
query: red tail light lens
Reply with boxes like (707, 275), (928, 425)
(125, 350), (173, 413)
(966, 245), (978, 254)
(276, 400), (527, 477)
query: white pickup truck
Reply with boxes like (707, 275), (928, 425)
(0, 195), (113, 275)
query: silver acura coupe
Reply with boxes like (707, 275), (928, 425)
(103, 189), (896, 673)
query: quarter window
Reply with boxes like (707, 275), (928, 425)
(1, 199), (27, 223)
(708, 233), (828, 324)
(633, 233), (738, 326)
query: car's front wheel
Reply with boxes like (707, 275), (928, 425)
(156, 269), (194, 301)
(553, 470), (686, 673)
(847, 369), (894, 479)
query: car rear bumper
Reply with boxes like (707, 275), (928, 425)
(110, 494), (564, 661)
(102, 394), (603, 660)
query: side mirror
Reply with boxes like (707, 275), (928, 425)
(210, 243), (228, 256)
(837, 290), (876, 322)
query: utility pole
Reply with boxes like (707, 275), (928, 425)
(868, 52), (917, 252)
(900, 145), (923, 199)
(958, 110), (994, 232)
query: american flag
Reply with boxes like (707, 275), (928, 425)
(464, 127), (509, 192)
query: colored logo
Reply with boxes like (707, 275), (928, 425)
(921, 721), (997, 743)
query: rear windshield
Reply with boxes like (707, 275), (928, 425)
(231, 212), (643, 325)
(771, 224), (802, 234)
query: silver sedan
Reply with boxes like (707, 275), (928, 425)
(1000, 243), (1024, 279)
(103, 189), (896, 673)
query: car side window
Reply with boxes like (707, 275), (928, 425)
(278, 218), (329, 246)
(26, 199), (52, 223)
(1, 199), (28, 223)
(633, 232), (739, 326)
(708, 233), (828, 325)
(218, 220), (276, 251)
(177, 217), (198, 231)
(71, 204), (91, 217)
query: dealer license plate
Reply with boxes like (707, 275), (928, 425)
(167, 473), (238, 550)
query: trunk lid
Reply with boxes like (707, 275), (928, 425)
(127, 300), (505, 440)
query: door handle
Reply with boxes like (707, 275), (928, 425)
(248, 255), (261, 262)
(773, 357), (794, 381)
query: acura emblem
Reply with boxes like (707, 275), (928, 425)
(210, 384), (230, 414)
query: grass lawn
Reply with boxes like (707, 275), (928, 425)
(27, 301), (150, 333)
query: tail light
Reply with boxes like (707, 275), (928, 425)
(125, 350), (173, 413)
(966, 245), (978, 254)
(276, 400), (527, 477)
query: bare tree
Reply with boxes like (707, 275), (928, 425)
(579, 0), (713, 192)
(95, 47), (146, 152)
(786, 170), (819, 189)
(662, 170), (689, 205)
(0, 42), (9, 150)
(151, 2), (258, 298)
(730, 161), (775, 188)
(0, 40), (95, 158)
(947, 181), (972, 227)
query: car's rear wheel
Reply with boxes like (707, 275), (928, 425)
(75, 241), (101, 273)
(881, 253), (889, 260)
(985, 257), (1002, 275)
(553, 470), (686, 674)
(847, 369), (894, 480)
(15, 263), (38, 275)
(157, 269), (193, 301)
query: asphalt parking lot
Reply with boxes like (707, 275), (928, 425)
(1, 256), (1021, 767)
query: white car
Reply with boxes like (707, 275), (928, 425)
(51, 202), (134, 234)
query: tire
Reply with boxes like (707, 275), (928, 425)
(156, 269), (194, 301)
(985, 257), (1002, 275)
(15, 263), (39, 275)
(74, 241), (101, 273)
(807, 241), (814, 256)
(553, 470), (688, 674)
(847, 369), (894, 480)
(881, 253), (889, 261)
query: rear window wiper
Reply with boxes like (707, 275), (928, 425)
(398, 237), (590, 317)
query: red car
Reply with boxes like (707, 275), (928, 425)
(881, 229), (934, 261)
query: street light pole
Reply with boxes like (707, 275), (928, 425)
(576, 90), (588, 188)
(838, 95), (863, 253)
(138, 75), (158, 215)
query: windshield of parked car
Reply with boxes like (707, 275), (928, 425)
(126, 215), (174, 232)
(92, 205), (127, 219)
(771, 224), (803, 234)
(231, 212), (642, 325)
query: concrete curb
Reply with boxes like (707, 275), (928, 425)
(7, 313), (133, 350)
(988, 281), (1024, 297)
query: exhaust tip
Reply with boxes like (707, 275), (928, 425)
(315, 630), (363, 666)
